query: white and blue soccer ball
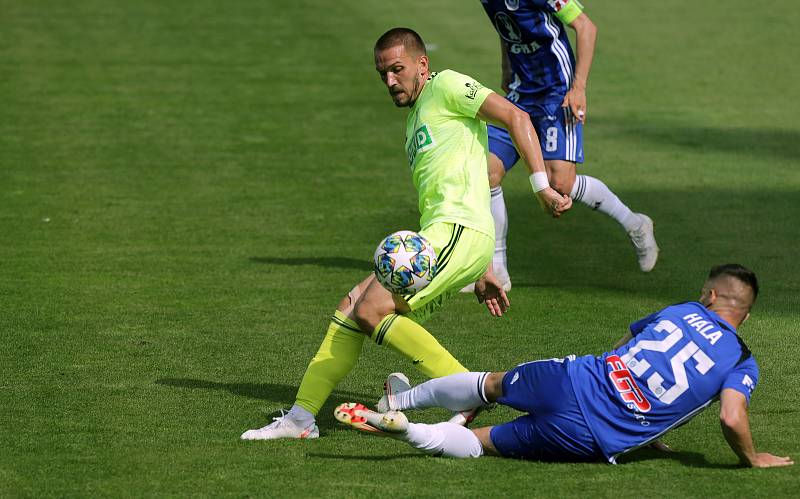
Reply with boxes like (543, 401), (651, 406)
(373, 230), (437, 296)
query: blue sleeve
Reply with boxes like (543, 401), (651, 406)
(629, 311), (661, 336)
(722, 356), (759, 404)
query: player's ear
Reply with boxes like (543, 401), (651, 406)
(700, 284), (715, 306)
(418, 54), (429, 74)
(701, 288), (717, 307)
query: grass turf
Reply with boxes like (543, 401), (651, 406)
(2, 0), (799, 496)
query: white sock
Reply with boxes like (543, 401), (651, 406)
(490, 186), (508, 275)
(402, 422), (484, 458)
(570, 175), (641, 232)
(395, 372), (489, 411)
(287, 405), (315, 427)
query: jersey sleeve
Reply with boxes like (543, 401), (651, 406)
(721, 356), (759, 404)
(543, 0), (584, 25)
(628, 310), (661, 336)
(436, 70), (493, 118)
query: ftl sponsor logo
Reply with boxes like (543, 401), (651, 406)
(607, 354), (652, 421)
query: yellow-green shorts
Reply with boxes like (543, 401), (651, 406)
(402, 222), (494, 324)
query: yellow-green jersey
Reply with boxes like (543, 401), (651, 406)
(405, 70), (495, 238)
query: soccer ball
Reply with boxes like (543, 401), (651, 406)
(373, 230), (437, 295)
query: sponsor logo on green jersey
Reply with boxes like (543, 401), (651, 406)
(407, 124), (435, 167)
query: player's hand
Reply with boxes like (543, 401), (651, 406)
(750, 453), (794, 468)
(561, 85), (586, 124)
(474, 272), (510, 317)
(535, 187), (572, 218)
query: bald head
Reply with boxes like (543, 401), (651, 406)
(700, 264), (759, 328)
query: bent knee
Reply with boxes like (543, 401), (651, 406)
(352, 305), (380, 333)
(488, 168), (506, 188)
(549, 176), (575, 196)
(483, 371), (506, 401)
(488, 155), (507, 188)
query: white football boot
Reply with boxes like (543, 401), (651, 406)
(240, 410), (319, 440)
(377, 372), (411, 413)
(627, 214), (659, 272)
(334, 402), (408, 436)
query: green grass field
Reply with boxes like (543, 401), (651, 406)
(2, 0), (799, 496)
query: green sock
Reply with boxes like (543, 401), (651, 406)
(372, 314), (468, 378)
(294, 311), (365, 415)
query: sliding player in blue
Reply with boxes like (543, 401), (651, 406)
(336, 264), (793, 467)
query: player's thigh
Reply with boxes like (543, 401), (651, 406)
(496, 358), (574, 414)
(404, 223), (493, 324)
(337, 274), (376, 315)
(531, 105), (584, 165)
(489, 412), (599, 461)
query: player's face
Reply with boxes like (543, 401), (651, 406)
(375, 45), (428, 107)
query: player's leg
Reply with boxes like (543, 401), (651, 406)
(547, 158), (641, 233)
(334, 402), (492, 458)
(241, 276), (377, 440)
(371, 223), (493, 379)
(539, 107), (659, 271)
(486, 125), (518, 289)
(488, 358), (602, 461)
(242, 225), (491, 440)
(387, 371), (501, 412)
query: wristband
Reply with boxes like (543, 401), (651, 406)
(529, 172), (549, 193)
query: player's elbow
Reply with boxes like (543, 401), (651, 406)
(719, 407), (745, 430)
(571, 14), (597, 39)
(508, 106), (532, 134)
(586, 17), (597, 37)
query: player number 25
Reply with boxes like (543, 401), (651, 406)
(620, 320), (715, 405)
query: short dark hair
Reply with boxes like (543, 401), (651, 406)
(374, 27), (426, 56)
(708, 263), (759, 301)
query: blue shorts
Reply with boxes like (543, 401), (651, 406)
(488, 100), (584, 169)
(489, 358), (601, 461)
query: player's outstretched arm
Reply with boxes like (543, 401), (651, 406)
(563, 13), (597, 124)
(719, 388), (794, 468)
(477, 93), (572, 217)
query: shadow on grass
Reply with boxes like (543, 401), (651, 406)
(307, 452), (424, 461)
(618, 448), (739, 469)
(249, 256), (369, 271)
(314, 449), (738, 468)
(633, 125), (800, 161)
(155, 378), (373, 406)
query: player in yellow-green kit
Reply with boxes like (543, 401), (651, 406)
(241, 27), (571, 440)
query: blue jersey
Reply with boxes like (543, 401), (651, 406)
(480, 0), (582, 102)
(569, 302), (759, 463)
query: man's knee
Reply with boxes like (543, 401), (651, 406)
(546, 160), (576, 196)
(352, 302), (382, 333)
(488, 154), (507, 188)
(483, 371), (506, 402)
